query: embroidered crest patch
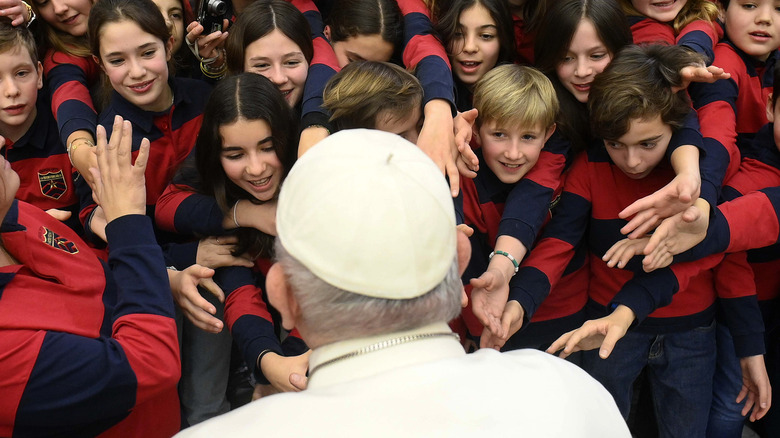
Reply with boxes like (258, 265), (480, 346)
(40, 226), (79, 254)
(38, 169), (67, 200)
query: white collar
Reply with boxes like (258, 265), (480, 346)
(307, 322), (464, 389)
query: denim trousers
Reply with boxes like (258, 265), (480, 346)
(582, 321), (716, 438)
(706, 322), (747, 438)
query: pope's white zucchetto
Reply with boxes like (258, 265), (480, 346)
(276, 129), (457, 299)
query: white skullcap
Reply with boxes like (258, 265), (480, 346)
(276, 129), (457, 299)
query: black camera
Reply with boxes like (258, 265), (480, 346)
(197, 0), (230, 34)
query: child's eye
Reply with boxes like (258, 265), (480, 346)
(591, 52), (607, 60)
(260, 144), (276, 153)
(284, 59), (302, 67)
(562, 55), (574, 63)
(107, 58), (124, 66)
(480, 33), (495, 41)
(251, 63), (270, 70)
(224, 153), (243, 160)
(16, 70), (29, 78)
(742, 3), (757, 9)
(605, 141), (621, 149)
(640, 142), (656, 149)
(143, 49), (156, 57)
(521, 134), (537, 141)
(491, 131), (507, 139)
(170, 11), (183, 20)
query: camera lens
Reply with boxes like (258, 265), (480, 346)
(207, 0), (227, 15)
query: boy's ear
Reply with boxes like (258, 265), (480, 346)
(543, 123), (557, 144)
(324, 25), (332, 41)
(766, 93), (774, 123)
(35, 61), (43, 90)
(471, 123), (481, 146)
(266, 262), (301, 332)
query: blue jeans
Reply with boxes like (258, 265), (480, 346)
(177, 287), (232, 427)
(706, 322), (747, 438)
(582, 322), (716, 438)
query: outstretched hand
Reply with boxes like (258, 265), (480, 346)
(619, 171), (699, 238)
(169, 264), (225, 333)
(88, 116), (149, 223)
(479, 300), (524, 350)
(603, 237), (651, 269)
(642, 201), (709, 272)
(676, 64), (731, 92)
(454, 108), (479, 178)
(547, 305), (635, 360)
(470, 268), (509, 337)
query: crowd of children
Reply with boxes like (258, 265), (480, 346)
(0, 0), (778, 436)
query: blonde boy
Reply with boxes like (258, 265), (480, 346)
(456, 64), (562, 347)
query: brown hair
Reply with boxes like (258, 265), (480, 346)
(323, 61), (422, 131)
(225, 0), (313, 75)
(589, 44), (704, 141)
(0, 17), (38, 64)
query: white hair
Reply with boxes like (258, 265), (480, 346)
(274, 240), (462, 346)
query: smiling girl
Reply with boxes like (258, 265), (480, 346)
(81, 0), (211, 243)
(435, 0), (515, 111)
(157, 73), (309, 402)
(225, 0), (313, 110)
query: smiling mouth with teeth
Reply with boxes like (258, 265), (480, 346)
(251, 177), (271, 186)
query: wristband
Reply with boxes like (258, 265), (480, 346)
(21, 1), (34, 26)
(256, 349), (275, 369)
(67, 137), (95, 167)
(232, 200), (241, 228)
(489, 250), (519, 275)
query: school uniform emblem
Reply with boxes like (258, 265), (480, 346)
(40, 226), (79, 254)
(38, 169), (67, 200)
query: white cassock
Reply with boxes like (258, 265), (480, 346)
(176, 322), (631, 437)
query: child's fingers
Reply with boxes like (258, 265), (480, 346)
(117, 119), (133, 159)
(598, 326), (624, 359)
(94, 124), (110, 176)
(133, 138), (151, 178)
(546, 331), (573, 356)
(199, 277), (225, 304)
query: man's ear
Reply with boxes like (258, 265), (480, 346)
(456, 228), (471, 278)
(456, 230), (471, 307)
(766, 93), (774, 123)
(324, 25), (332, 41)
(267, 262), (300, 332)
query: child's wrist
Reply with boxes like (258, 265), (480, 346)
(67, 136), (95, 168)
(488, 251), (518, 280)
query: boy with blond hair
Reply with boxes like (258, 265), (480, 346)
(456, 63), (576, 349)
